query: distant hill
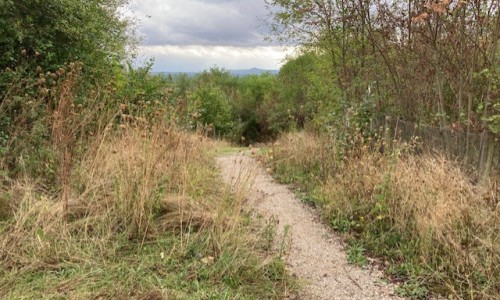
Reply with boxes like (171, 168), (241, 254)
(155, 68), (279, 78)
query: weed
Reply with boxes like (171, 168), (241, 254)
(396, 279), (429, 299)
(330, 217), (354, 233)
(265, 257), (287, 281)
(261, 216), (278, 252)
(347, 242), (368, 267)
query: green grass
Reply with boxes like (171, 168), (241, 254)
(346, 242), (368, 267)
(209, 145), (247, 156)
(1, 211), (293, 299)
(2, 236), (284, 299)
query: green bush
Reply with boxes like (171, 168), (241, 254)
(190, 85), (233, 136)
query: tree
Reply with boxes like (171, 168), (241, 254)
(191, 85), (233, 136)
(0, 0), (133, 75)
(0, 0), (135, 182)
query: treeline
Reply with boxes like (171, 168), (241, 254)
(159, 65), (317, 144)
(159, 0), (500, 177)
(155, 53), (353, 144)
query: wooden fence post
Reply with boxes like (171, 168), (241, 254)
(478, 130), (496, 183)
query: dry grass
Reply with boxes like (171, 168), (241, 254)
(269, 131), (499, 299)
(0, 123), (293, 298)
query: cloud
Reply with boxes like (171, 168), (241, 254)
(126, 0), (292, 72)
(130, 0), (271, 47)
(137, 45), (294, 72)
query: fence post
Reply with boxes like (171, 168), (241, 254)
(478, 130), (495, 183)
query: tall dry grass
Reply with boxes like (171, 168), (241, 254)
(269, 131), (499, 299)
(0, 121), (292, 298)
(1, 124), (209, 264)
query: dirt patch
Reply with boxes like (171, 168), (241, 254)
(216, 152), (401, 300)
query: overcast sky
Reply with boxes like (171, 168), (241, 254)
(127, 0), (293, 72)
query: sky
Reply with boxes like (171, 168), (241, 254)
(127, 0), (294, 72)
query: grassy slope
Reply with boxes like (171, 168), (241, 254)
(265, 131), (499, 299)
(0, 127), (293, 299)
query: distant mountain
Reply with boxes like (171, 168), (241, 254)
(155, 68), (279, 78)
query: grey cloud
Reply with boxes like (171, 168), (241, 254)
(130, 0), (272, 47)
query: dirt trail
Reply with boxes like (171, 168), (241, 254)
(216, 151), (400, 300)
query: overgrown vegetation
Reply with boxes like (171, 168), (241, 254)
(255, 2), (500, 297)
(264, 0), (499, 180)
(0, 121), (293, 298)
(265, 131), (499, 299)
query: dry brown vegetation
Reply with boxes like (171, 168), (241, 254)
(0, 123), (293, 298)
(268, 131), (499, 299)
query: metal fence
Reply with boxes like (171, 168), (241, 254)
(372, 117), (500, 172)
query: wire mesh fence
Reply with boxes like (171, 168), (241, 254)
(371, 117), (500, 172)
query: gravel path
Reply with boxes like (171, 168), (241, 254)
(216, 151), (401, 300)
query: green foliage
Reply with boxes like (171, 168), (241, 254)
(114, 60), (173, 122)
(395, 280), (430, 299)
(167, 67), (283, 143)
(273, 53), (317, 130)
(190, 85), (233, 135)
(347, 242), (368, 267)
(231, 74), (275, 143)
(0, 0), (132, 75)
(486, 103), (500, 134)
(0, 0), (136, 183)
(0, 62), (66, 183)
(172, 73), (192, 99)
